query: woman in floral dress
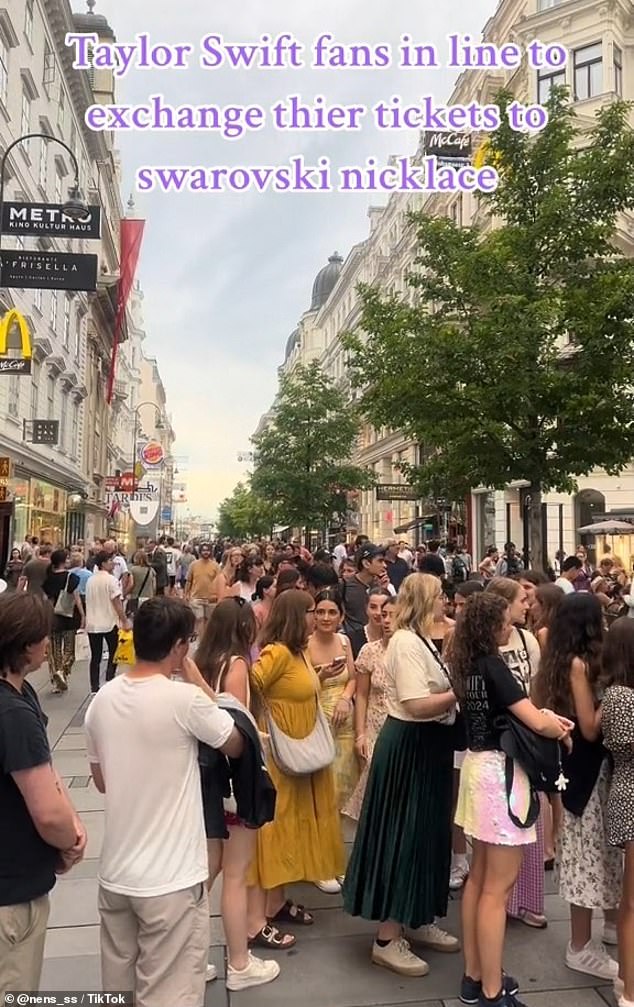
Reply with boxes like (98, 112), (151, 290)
(344, 595), (396, 821)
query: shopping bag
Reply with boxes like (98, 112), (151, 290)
(114, 628), (135, 665)
(75, 631), (91, 662)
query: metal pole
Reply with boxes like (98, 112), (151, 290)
(132, 408), (139, 493)
(0, 132), (80, 260)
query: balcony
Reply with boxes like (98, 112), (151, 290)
(113, 379), (128, 401)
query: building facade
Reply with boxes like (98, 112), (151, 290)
(258, 0), (634, 564)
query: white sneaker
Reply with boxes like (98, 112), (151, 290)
(206, 963), (217, 982)
(372, 938), (429, 976)
(226, 953), (280, 991)
(315, 878), (341, 894)
(565, 940), (619, 981)
(449, 861), (469, 890)
(410, 923), (460, 953)
(603, 921), (618, 945)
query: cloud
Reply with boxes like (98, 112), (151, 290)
(84, 0), (497, 518)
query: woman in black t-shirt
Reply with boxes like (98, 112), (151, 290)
(451, 593), (572, 1007)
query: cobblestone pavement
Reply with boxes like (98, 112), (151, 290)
(35, 661), (618, 1007)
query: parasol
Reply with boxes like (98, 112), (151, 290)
(576, 520), (634, 535)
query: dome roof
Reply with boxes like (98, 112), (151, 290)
(284, 327), (300, 361)
(310, 252), (343, 311)
(73, 2), (115, 39)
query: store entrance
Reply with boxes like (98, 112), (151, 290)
(0, 502), (13, 572)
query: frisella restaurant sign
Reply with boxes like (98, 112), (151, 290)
(0, 250), (98, 291)
(2, 201), (102, 239)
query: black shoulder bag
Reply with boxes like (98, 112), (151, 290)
(494, 712), (566, 829)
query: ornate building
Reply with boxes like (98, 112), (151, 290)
(257, 0), (634, 563)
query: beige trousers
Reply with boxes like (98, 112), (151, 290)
(0, 894), (50, 999)
(98, 882), (208, 1007)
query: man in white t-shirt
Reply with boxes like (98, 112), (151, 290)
(103, 539), (132, 595)
(85, 596), (243, 1007)
(85, 552), (127, 694)
(555, 555), (583, 594)
(332, 535), (348, 575)
(164, 536), (182, 595)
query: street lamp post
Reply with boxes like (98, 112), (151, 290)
(131, 401), (164, 493)
(0, 133), (88, 261)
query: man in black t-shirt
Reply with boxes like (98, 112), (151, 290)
(0, 594), (86, 999)
(384, 539), (410, 592)
(419, 540), (446, 579)
(342, 544), (386, 654)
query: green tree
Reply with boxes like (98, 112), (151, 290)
(344, 91), (634, 569)
(217, 482), (276, 540)
(251, 361), (373, 541)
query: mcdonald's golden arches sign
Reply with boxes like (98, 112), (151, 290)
(0, 309), (32, 375)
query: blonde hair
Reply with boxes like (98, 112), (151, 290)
(392, 573), (441, 637)
(485, 576), (522, 605)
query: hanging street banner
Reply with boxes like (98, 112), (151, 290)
(0, 251), (98, 291)
(2, 202), (101, 239)
(0, 309), (32, 375)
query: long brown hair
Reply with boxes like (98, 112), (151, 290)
(450, 593), (509, 702)
(539, 593), (603, 717)
(602, 617), (634, 689)
(259, 589), (312, 654)
(195, 599), (256, 690)
(532, 583), (564, 633)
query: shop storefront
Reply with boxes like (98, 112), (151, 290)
(29, 478), (67, 544)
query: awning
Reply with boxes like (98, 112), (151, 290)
(394, 515), (435, 534)
(272, 524), (290, 535)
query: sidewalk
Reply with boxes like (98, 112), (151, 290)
(38, 663), (617, 1007)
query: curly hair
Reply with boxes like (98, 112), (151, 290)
(538, 592), (603, 716)
(450, 593), (509, 702)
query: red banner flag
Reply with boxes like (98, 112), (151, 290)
(106, 217), (145, 404)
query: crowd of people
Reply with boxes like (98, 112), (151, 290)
(1, 529), (633, 1007)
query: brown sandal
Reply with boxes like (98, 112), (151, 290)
(270, 899), (314, 926)
(249, 923), (296, 949)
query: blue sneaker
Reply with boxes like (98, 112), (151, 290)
(477, 991), (526, 1007)
(460, 972), (519, 1005)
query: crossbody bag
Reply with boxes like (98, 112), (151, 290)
(263, 653), (335, 777)
(417, 635), (467, 751)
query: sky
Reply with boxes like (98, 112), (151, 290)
(84, 0), (497, 519)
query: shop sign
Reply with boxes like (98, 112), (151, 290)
(129, 498), (160, 526)
(0, 310), (32, 375)
(375, 483), (419, 501)
(0, 251), (98, 291)
(160, 506), (172, 523)
(0, 457), (11, 480)
(140, 440), (164, 467)
(31, 420), (59, 444)
(106, 471), (136, 492)
(423, 131), (472, 164)
(2, 202), (101, 239)
(0, 485), (7, 502)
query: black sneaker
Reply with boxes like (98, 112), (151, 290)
(460, 972), (519, 1005)
(477, 990), (526, 1007)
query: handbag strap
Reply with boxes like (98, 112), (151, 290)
(416, 633), (454, 689)
(137, 568), (151, 598)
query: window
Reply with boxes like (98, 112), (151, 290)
(537, 67), (566, 104)
(60, 392), (67, 448)
(21, 90), (31, 150)
(38, 138), (47, 190)
(70, 121), (77, 161)
(58, 86), (65, 131)
(31, 361), (40, 418)
(47, 374), (55, 419)
(574, 43), (603, 101)
(74, 313), (82, 359)
(450, 195), (463, 228)
(24, 0), (34, 45)
(50, 291), (57, 331)
(614, 44), (623, 97)
(54, 172), (62, 206)
(34, 286), (42, 313)
(71, 402), (79, 458)
(43, 42), (55, 89)
(63, 296), (71, 347)
(0, 36), (8, 107)
(8, 375), (19, 417)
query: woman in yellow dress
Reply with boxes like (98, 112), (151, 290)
(247, 589), (345, 950)
(307, 587), (360, 894)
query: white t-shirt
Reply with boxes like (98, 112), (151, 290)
(85, 571), (122, 633)
(333, 543), (348, 573)
(111, 555), (129, 583)
(499, 626), (541, 693)
(555, 577), (575, 594)
(165, 547), (182, 577)
(85, 674), (234, 896)
(385, 628), (454, 723)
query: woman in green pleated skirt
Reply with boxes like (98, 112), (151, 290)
(342, 573), (459, 978)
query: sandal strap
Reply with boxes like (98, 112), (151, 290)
(260, 924), (288, 946)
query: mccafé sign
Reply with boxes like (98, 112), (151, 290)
(0, 309), (32, 375)
(423, 130), (472, 163)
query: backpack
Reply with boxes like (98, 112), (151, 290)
(451, 556), (468, 583)
(495, 712), (566, 828)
